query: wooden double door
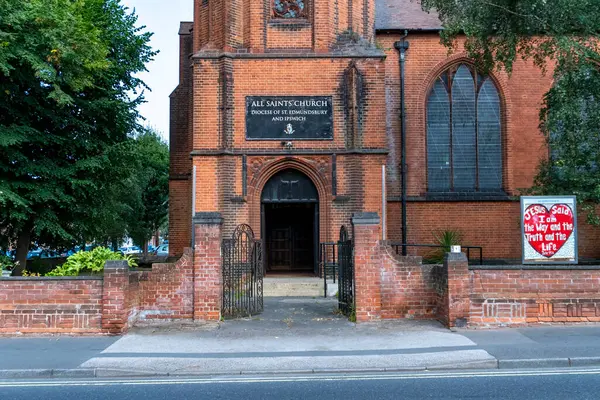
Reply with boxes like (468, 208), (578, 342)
(264, 203), (317, 274)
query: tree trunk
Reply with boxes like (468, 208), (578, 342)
(13, 229), (31, 276)
(143, 240), (148, 258)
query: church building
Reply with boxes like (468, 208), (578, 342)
(169, 0), (600, 268)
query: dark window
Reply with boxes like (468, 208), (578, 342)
(273, 0), (307, 19)
(426, 64), (503, 192)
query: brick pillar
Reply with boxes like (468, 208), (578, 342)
(444, 252), (471, 327)
(193, 212), (224, 321)
(352, 212), (382, 322)
(102, 260), (130, 334)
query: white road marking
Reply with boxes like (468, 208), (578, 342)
(2, 368), (600, 388)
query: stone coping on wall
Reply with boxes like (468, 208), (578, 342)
(469, 264), (600, 271)
(0, 276), (103, 281)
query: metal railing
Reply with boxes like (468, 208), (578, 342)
(389, 243), (483, 266)
(319, 242), (338, 282)
(319, 242), (339, 299)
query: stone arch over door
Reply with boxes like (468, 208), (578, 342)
(261, 169), (319, 203)
(248, 158), (331, 244)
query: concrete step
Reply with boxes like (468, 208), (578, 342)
(263, 277), (338, 298)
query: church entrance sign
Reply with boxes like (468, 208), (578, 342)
(246, 96), (333, 140)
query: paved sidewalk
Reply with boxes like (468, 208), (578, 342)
(3, 297), (600, 378)
(79, 297), (494, 374)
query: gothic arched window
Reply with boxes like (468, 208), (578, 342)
(273, 0), (307, 19)
(426, 64), (503, 192)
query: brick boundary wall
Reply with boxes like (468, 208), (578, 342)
(2, 210), (598, 334)
(441, 256), (600, 328)
(352, 211), (600, 328)
(192, 212), (224, 322)
(353, 212), (440, 322)
(128, 249), (195, 324)
(0, 277), (104, 335)
(0, 249), (199, 335)
(0, 212), (226, 335)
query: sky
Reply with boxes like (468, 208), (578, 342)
(121, 0), (194, 143)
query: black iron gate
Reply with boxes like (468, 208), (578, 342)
(222, 224), (264, 318)
(337, 226), (354, 316)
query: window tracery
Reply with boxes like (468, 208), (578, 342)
(273, 0), (307, 19)
(426, 64), (503, 192)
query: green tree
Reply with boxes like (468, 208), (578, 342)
(127, 128), (169, 256)
(0, 0), (155, 274)
(421, 0), (600, 223)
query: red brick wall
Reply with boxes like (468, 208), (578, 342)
(193, 0), (375, 53)
(171, 5), (600, 263)
(169, 25), (193, 257)
(128, 250), (195, 322)
(469, 268), (600, 327)
(379, 247), (438, 320)
(353, 213), (440, 322)
(378, 33), (551, 198)
(354, 238), (442, 322)
(387, 202), (600, 260)
(353, 218), (382, 322)
(437, 255), (600, 328)
(192, 216), (224, 321)
(183, 55), (388, 245)
(0, 278), (103, 334)
(0, 251), (198, 335)
(168, 0), (386, 255)
(376, 32), (600, 261)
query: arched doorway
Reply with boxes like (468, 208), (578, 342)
(261, 169), (319, 276)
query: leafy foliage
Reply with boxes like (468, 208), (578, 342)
(532, 64), (600, 225)
(427, 230), (462, 264)
(126, 129), (169, 253)
(420, 0), (600, 223)
(46, 247), (137, 277)
(0, 254), (16, 271)
(420, 0), (600, 74)
(0, 0), (156, 274)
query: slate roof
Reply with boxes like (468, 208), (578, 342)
(375, 0), (442, 31)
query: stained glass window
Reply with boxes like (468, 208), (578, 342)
(426, 64), (503, 192)
(273, 0), (307, 19)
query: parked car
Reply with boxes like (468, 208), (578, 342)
(120, 246), (142, 255)
(26, 248), (42, 259)
(40, 250), (61, 258)
(154, 244), (168, 256)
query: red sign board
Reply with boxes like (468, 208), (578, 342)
(521, 197), (578, 264)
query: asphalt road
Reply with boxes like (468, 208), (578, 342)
(2, 369), (600, 400)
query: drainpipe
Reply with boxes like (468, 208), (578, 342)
(394, 32), (409, 256)
(192, 165), (197, 249)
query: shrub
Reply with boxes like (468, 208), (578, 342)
(0, 255), (17, 272)
(426, 230), (462, 264)
(26, 256), (57, 276)
(46, 247), (137, 277)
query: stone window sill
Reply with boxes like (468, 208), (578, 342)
(424, 191), (513, 202)
(268, 19), (311, 30)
